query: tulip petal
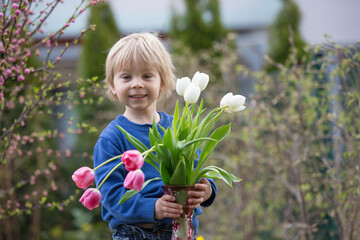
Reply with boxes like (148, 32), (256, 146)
(220, 92), (233, 108)
(72, 167), (95, 189)
(184, 84), (201, 104)
(124, 171), (135, 189)
(229, 95), (246, 112)
(232, 105), (246, 112)
(124, 170), (145, 191)
(176, 77), (191, 96)
(122, 150), (144, 171)
(192, 72), (209, 91)
(80, 188), (101, 210)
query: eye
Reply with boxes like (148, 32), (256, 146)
(121, 75), (131, 80)
(143, 74), (152, 80)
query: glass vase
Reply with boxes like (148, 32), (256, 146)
(162, 185), (196, 240)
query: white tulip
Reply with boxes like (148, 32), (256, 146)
(220, 92), (246, 113)
(184, 83), (201, 104)
(176, 77), (191, 96)
(228, 95), (246, 112)
(192, 71), (209, 91)
(220, 92), (234, 113)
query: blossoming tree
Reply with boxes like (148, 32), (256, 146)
(0, 0), (108, 239)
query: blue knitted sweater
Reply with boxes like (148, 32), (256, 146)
(93, 112), (217, 231)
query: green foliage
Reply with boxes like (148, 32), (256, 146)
(118, 98), (239, 189)
(171, 24), (360, 238)
(265, 0), (308, 72)
(79, 2), (119, 80)
(0, 1), (116, 239)
(170, 0), (227, 53)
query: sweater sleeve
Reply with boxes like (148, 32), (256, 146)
(93, 137), (157, 224)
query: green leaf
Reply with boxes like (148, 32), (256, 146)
(172, 100), (180, 133)
(179, 137), (216, 150)
(156, 143), (172, 171)
(118, 177), (161, 204)
(192, 124), (231, 184)
(160, 162), (171, 185)
(169, 159), (187, 185)
(163, 128), (180, 170)
(201, 166), (241, 188)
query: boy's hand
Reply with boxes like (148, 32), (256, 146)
(187, 178), (213, 209)
(154, 195), (183, 220)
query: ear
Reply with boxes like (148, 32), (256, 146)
(159, 82), (166, 96)
(109, 83), (116, 95)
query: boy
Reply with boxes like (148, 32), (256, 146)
(93, 32), (217, 239)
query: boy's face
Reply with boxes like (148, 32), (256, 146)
(111, 67), (163, 114)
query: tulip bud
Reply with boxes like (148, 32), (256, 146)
(124, 169), (145, 191)
(79, 188), (101, 210)
(184, 83), (201, 104)
(220, 92), (234, 113)
(72, 167), (95, 189)
(176, 77), (191, 96)
(220, 93), (246, 113)
(228, 95), (246, 112)
(121, 150), (144, 171)
(192, 71), (209, 91)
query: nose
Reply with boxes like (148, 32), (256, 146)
(131, 77), (144, 89)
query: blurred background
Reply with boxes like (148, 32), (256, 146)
(1, 0), (359, 239)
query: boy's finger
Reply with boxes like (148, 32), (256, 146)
(162, 194), (176, 202)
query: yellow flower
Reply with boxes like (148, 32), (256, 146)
(197, 235), (205, 240)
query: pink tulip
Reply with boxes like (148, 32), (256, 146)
(72, 167), (95, 189)
(124, 169), (145, 191)
(121, 150), (144, 171)
(79, 188), (101, 210)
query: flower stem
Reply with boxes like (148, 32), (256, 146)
(97, 162), (124, 190)
(93, 154), (123, 171)
(203, 108), (225, 133)
(141, 146), (156, 158)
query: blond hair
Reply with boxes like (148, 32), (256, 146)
(105, 32), (175, 101)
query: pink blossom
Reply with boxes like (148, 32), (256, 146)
(65, 23), (70, 27)
(0, 13), (4, 18)
(72, 167), (95, 189)
(17, 75), (25, 81)
(79, 188), (101, 210)
(124, 169), (145, 191)
(24, 68), (30, 74)
(121, 150), (144, 171)
(12, 3), (19, 9)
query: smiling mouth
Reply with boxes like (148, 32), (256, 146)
(130, 94), (148, 98)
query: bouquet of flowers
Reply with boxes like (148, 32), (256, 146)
(72, 71), (246, 239)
